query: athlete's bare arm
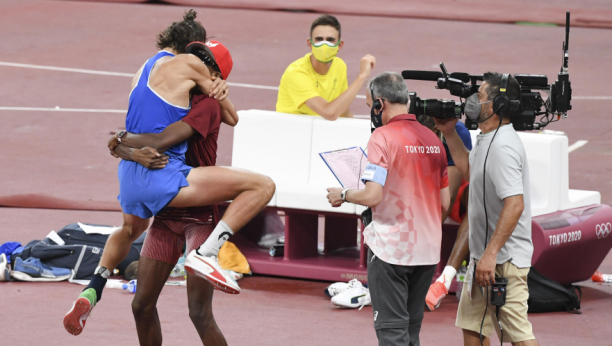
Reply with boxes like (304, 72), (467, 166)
(218, 97), (239, 126)
(117, 121), (196, 153)
(113, 144), (169, 170)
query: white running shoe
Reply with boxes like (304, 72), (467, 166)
(184, 250), (241, 294)
(324, 278), (360, 297)
(331, 280), (371, 309)
(0, 253), (10, 282)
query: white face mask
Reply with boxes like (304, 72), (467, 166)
(464, 93), (492, 121)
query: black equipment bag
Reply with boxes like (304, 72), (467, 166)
(527, 267), (582, 314)
(15, 223), (145, 280)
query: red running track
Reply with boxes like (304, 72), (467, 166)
(1, 207), (612, 345)
(2, 0), (612, 208)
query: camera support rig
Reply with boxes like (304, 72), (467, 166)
(403, 12), (572, 131)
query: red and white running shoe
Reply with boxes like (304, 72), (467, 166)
(185, 250), (241, 294)
(63, 288), (97, 336)
(425, 281), (448, 311)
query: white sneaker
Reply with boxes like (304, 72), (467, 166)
(184, 250), (241, 294)
(0, 253), (10, 282)
(331, 280), (371, 309)
(324, 278), (360, 297)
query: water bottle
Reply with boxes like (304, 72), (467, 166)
(105, 280), (125, 289)
(122, 279), (137, 293)
(456, 261), (467, 301)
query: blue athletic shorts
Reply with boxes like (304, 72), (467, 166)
(117, 156), (192, 219)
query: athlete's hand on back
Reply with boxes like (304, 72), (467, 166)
(108, 134), (121, 157)
(133, 147), (169, 169)
(209, 75), (229, 101)
(359, 54), (376, 79)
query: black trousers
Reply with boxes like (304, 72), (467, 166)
(367, 249), (437, 346)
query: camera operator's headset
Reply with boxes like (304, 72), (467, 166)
(493, 73), (515, 118)
(479, 73), (516, 346)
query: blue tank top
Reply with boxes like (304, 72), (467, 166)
(117, 51), (194, 219)
(125, 50), (190, 158)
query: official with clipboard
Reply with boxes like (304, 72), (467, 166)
(326, 72), (450, 346)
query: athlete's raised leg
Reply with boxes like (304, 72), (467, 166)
(169, 166), (275, 293)
(64, 213), (149, 336)
(131, 256), (174, 346)
(168, 166), (275, 232)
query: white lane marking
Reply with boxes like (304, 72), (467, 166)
(3, 61), (611, 101)
(573, 96), (612, 100)
(0, 61), (279, 91)
(227, 82), (278, 91)
(0, 61), (134, 77)
(568, 140), (588, 153)
(0, 107), (125, 113)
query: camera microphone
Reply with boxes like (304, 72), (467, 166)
(401, 70), (442, 81)
(402, 70), (472, 83)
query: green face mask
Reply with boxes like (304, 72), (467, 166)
(310, 40), (340, 63)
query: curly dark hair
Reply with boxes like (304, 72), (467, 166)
(156, 9), (207, 54)
(310, 14), (341, 39)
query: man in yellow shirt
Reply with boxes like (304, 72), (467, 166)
(276, 14), (376, 120)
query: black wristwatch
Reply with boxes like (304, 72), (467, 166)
(116, 130), (127, 143)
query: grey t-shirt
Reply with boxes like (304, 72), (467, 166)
(468, 124), (533, 268)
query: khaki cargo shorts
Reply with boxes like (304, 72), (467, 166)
(456, 261), (535, 343)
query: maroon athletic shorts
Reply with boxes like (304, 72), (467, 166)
(141, 214), (214, 265)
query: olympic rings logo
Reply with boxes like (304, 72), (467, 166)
(595, 222), (612, 239)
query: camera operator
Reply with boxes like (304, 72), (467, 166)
(327, 72), (450, 346)
(435, 73), (538, 346)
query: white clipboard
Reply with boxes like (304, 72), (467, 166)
(319, 147), (368, 189)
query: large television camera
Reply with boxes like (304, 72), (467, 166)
(403, 12), (572, 131)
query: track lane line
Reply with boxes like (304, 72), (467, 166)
(0, 107), (126, 113)
(2, 61), (610, 101)
(568, 140), (588, 153)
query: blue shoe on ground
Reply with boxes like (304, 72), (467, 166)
(11, 257), (71, 282)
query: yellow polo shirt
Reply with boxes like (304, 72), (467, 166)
(276, 53), (348, 115)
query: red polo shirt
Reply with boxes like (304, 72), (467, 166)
(362, 114), (449, 266)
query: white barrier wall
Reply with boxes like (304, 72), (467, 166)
(234, 110), (599, 216)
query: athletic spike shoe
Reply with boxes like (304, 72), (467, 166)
(324, 278), (360, 298)
(184, 250), (240, 294)
(425, 281), (448, 311)
(0, 253), (10, 282)
(64, 288), (97, 336)
(331, 280), (371, 309)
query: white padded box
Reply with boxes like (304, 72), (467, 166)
(232, 110), (316, 206)
(232, 110), (598, 217)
